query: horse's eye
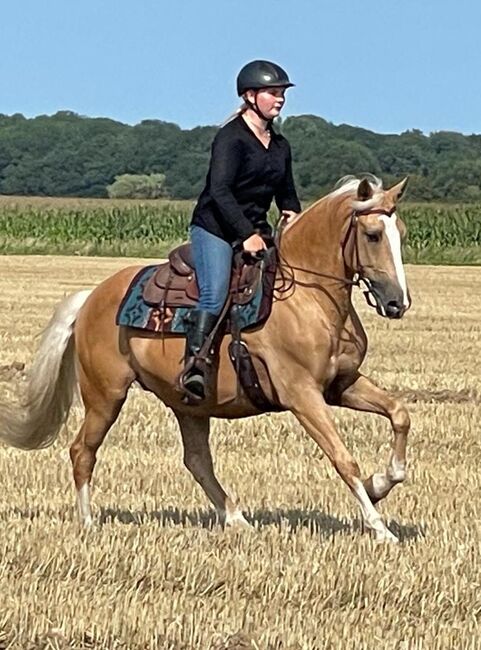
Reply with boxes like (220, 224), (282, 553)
(366, 232), (381, 243)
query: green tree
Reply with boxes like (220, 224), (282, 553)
(2, 111), (481, 201)
(107, 173), (168, 199)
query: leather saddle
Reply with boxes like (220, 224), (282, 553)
(142, 243), (264, 310)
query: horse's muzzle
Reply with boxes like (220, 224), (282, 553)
(366, 280), (407, 319)
(385, 300), (405, 319)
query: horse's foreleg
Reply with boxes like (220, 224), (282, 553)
(174, 412), (251, 529)
(334, 373), (410, 504)
(289, 384), (398, 542)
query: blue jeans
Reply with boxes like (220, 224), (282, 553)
(190, 225), (233, 316)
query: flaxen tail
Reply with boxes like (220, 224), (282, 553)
(0, 290), (91, 450)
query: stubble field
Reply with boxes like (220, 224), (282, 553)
(0, 255), (479, 649)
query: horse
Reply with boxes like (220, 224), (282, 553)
(0, 175), (411, 543)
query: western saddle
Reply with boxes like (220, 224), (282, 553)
(141, 241), (280, 411)
(142, 243), (265, 312)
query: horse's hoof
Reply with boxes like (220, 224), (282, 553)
(78, 515), (95, 531)
(374, 528), (399, 544)
(225, 511), (254, 531)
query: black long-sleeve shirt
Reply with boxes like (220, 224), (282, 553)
(191, 115), (301, 244)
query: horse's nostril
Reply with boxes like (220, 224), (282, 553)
(386, 301), (403, 319)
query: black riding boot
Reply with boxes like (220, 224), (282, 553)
(182, 309), (218, 401)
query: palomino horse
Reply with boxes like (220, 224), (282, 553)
(0, 175), (411, 543)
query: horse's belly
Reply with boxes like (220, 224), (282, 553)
(128, 333), (262, 416)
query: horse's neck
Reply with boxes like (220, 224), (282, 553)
(278, 197), (354, 325)
(280, 197), (352, 278)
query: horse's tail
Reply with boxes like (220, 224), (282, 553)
(0, 290), (92, 450)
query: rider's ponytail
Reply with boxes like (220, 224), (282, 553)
(221, 101), (248, 127)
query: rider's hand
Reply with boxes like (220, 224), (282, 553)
(242, 233), (267, 253)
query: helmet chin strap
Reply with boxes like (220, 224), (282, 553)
(245, 91), (272, 124)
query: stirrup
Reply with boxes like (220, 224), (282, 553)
(182, 369), (206, 402)
(177, 357), (207, 403)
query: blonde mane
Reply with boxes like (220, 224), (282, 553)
(283, 174), (384, 233)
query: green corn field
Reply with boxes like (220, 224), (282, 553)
(401, 203), (481, 263)
(0, 199), (192, 258)
(0, 197), (480, 263)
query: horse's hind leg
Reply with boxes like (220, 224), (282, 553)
(69, 369), (130, 527)
(174, 412), (251, 528)
(333, 372), (410, 504)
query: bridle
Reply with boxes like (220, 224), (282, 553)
(274, 205), (397, 311)
(342, 205), (397, 311)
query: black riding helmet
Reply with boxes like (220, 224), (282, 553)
(236, 60), (294, 96)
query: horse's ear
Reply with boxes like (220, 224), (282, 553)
(357, 178), (373, 201)
(389, 177), (409, 203)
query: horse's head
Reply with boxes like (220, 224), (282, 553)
(345, 176), (410, 319)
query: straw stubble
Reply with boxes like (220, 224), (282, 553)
(0, 256), (479, 649)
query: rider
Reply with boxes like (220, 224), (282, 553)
(182, 60), (302, 400)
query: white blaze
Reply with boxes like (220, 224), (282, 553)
(380, 213), (409, 308)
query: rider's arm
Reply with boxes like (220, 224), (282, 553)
(275, 144), (302, 214)
(209, 132), (256, 241)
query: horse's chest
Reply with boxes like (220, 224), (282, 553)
(325, 353), (340, 384)
(324, 333), (359, 385)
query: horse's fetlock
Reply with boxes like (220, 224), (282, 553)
(387, 467), (406, 484)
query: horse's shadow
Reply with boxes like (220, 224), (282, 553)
(98, 505), (424, 543)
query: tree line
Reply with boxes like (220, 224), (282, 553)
(1, 110), (481, 201)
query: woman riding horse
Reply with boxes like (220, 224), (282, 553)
(183, 60), (301, 400)
(0, 172), (411, 543)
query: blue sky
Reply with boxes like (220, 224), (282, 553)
(2, 0), (481, 134)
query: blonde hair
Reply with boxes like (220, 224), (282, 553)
(221, 101), (248, 127)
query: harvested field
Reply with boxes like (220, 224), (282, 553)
(0, 256), (480, 649)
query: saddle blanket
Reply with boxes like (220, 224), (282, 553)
(116, 263), (274, 335)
